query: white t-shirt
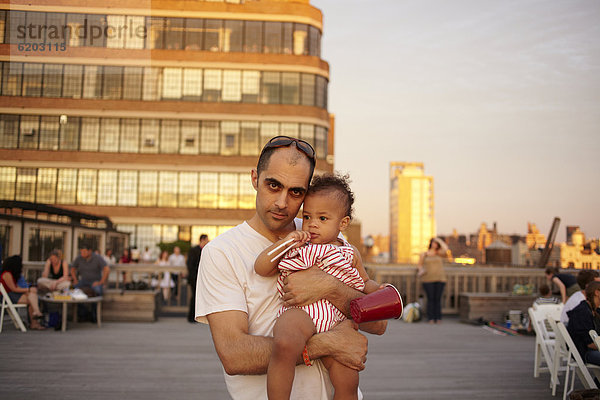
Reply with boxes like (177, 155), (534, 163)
(196, 219), (338, 400)
(561, 290), (585, 325)
(168, 253), (185, 267)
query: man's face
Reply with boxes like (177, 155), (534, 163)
(251, 147), (311, 236)
(80, 248), (91, 258)
(174, 246), (180, 255)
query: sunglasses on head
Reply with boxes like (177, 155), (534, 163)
(262, 136), (315, 159)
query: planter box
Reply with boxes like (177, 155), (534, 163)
(459, 292), (537, 324)
(102, 289), (161, 322)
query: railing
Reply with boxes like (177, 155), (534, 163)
(23, 262), (189, 309)
(366, 264), (554, 314)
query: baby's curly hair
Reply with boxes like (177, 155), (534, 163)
(307, 173), (355, 219)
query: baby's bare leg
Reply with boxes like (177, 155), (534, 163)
(268, 308), (316, 400)
(322, 356), (359, 400)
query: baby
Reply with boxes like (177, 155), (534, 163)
(255, 173), (380, 400)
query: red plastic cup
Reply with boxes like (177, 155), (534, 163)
(350, 284), (404, 323)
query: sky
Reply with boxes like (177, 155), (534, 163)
(312, 0), (600, 243)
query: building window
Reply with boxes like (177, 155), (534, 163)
(300, 74), (315, 106)
(126, 16), (146, 49)
(16, 168), (36, 202)
(200, 121), (219, 154)
(22, 63), (43, 97)
(0, 167), (16, 201)
(184, 18), (203, 51)
(260, 122), (279, 145)
(0, 114), (19, 149)
(2, 62), (22, 96)
(97, 169), (117, 205)
(239, 175), (255, 209)
(281, 123), (298, 139)
(281, 72), (300, 105)
(63, 64), (83, 99)
(241, 70), (260, 103)
(123, 67), (143, 100)
(6, 11), (26, 44)
(222, 70), (241, 102)
(160, 120), (180, 153)
(203, 69), (222, 102)
(158, 171), (178, 207)
(282, 22), (293, 55)
(0, 225), (10, 262)
(220, 121), (239, 156)
(147, 17), (165, 49)
(102, 66), (123, 100)
(162, 68), (183, 99)
(240, 122), (259, 156)
(165, 18), (184, 50)
(138, 171), (158, 206)
(264, 22), (282, 54)
(65, 14), (85, 47)
(261, 72), (281, 104)
(83, 66), (102, 99)
(117, 170), (138, 206)
(204, 19), (223, 51)
(299, 124), (315, 149)
(224, 20), (243, 52)
(316, 75), (327, 109)
(106, 15), (126, 48)
(39, 116), (59, 150)
(28, 228), (65, 262)
(219, 173), (238, 208)
(80, 117), (100, 151)
(56, 169), (77, 204)
(77, 169), (97, 205)
(19, 115), (39, 150)
(120, 118), (140, 152)
(42, 64), (63, 97)
(85, 14), (107, 47)
(142, 67), (161, 100)
(178, 172), (198, 208)
(140, 119), (159, 153)
(99, 118), (120, 152)
(180, 120), (199, 155)
(293, 24), (308, 56)
(308, 26), (321, 57)
(60, 116), (80, 151)
(36, 168), (57, 204)
(244, 21), (262, 53)
(182, 69), (202, 100)
(199, 172), (218, 208)
(315, 126), (327, 160)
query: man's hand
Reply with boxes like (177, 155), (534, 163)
(282, 267), (336, 307)
(92, 281), (102, 287)
(309, 319), (368, 371)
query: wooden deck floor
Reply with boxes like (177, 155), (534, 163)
(0, 316), (575, 399)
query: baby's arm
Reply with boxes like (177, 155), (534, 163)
(254, 231), (310, 277)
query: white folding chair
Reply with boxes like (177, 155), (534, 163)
(590, 330), (600, 351)
(549, 319), (600, 400)
(0, 283), (27, 332)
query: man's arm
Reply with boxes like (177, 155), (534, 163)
(70, 262), (78, 285)
(207, 310), (368, 376)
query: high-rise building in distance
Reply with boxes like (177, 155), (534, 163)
(0, 0), (334, 260)
(389, 162), (435, 264)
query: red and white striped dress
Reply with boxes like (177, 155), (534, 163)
(276, 241), (365, 333)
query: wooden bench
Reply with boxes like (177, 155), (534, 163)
(102, 289), (161, 322)
(459, 292), (537, 324)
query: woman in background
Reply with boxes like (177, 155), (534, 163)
(156, 250), (174, 302)
(37, 249), (71, 292)
(417, 238), (449, 324)
(1, 255), (45, 330)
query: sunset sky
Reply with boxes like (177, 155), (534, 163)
(313, 0), (600, 242)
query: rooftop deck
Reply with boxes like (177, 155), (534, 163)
(0, 316), (573, 399)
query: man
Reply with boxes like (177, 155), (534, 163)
(560, 269), (600, 326)
(70, 244), (109, 296)
(187, 234), (209, 323)
(196, 136), (385, 399)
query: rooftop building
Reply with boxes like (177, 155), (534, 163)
(0, 0), (334, 260)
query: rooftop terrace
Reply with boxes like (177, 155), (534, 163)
(0, 316), (573, 399)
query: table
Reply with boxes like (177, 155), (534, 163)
(39, 296), (103, 332)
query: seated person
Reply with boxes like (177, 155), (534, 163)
(37, 249), (71, 293)
(561, 270), (600, 326)
(0, 255), (45, 330)
(534, 284), (560, 305)
(70, 244), (109, 296)
(566, 281), (600, 365)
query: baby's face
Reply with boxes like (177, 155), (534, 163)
(301, 192), (348, 245)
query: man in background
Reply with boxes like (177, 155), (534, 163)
(187, 234), (209, 323)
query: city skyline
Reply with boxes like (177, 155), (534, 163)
(313, 0), (600, 242)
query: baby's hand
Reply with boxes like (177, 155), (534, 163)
(284, 230), (311, 248)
